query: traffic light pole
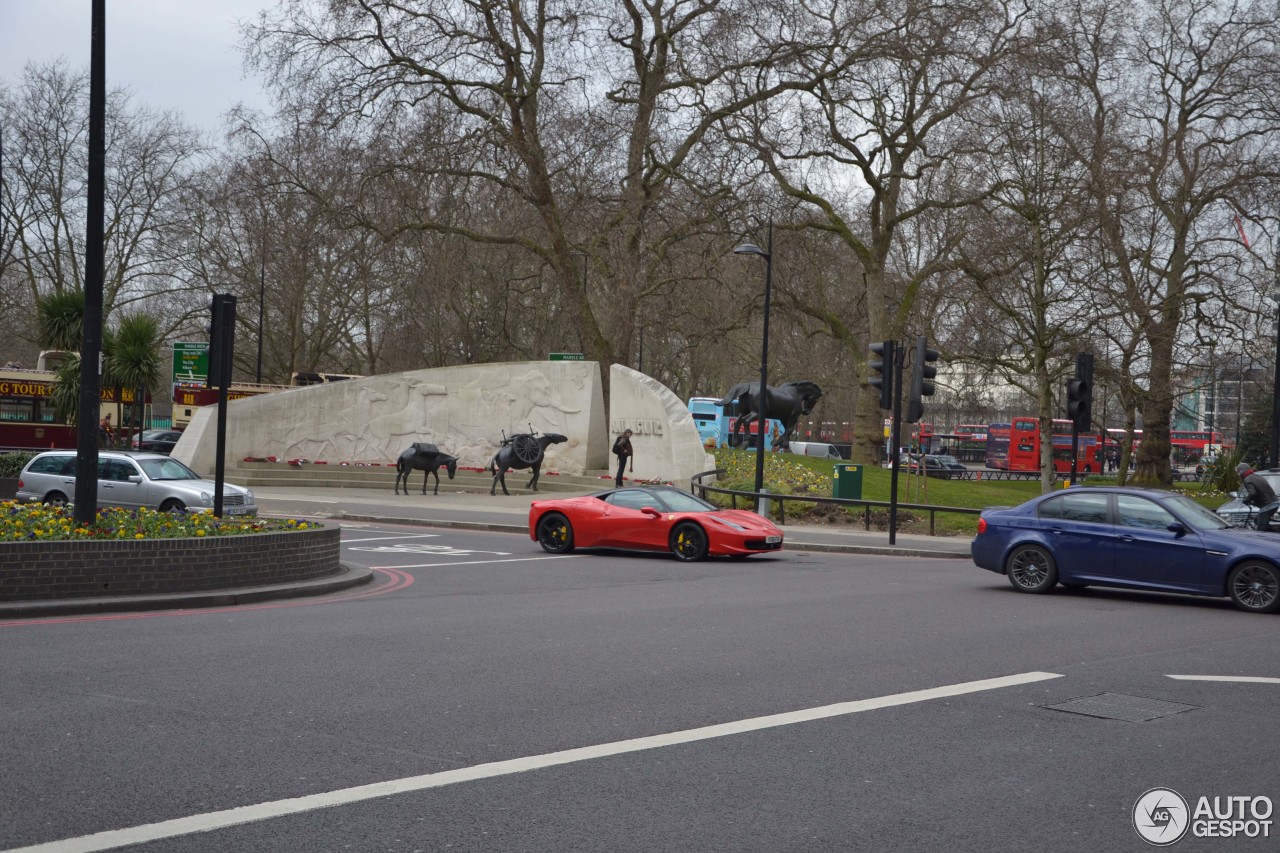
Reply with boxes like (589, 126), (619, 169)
(1070, 423), (1079, 486)
(888, 343), (905, 546)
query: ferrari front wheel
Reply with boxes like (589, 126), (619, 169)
(535, 512), (575, 554)
(670, 522), (709, 562)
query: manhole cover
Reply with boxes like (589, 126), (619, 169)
(1044, 692), (1199, 722)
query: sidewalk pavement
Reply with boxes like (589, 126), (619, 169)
(254, 486), (973, 560)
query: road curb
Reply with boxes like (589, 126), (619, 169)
(0, 562), (374, 619)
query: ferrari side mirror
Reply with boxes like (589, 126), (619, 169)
(641, 506), (661, 517)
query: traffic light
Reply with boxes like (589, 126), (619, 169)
(868, 340), (895, 410)
(1067, 352), (1094, 430)
(906, 336), (939, 423)
(206, 294), (237, 389)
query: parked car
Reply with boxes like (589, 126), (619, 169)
(972, 486), (1280, 613)
(1215, 469), (1280, 529)
(529, 485), (783, 561)
(15, 450), (256, 516)
(789, 441), (843, 460)
(910, 454), (968, 479)
(129, 429), (183, 455)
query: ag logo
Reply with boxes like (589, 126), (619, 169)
(1134, 788), (1189, 845)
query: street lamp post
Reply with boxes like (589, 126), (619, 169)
(733, 220), (773, 514)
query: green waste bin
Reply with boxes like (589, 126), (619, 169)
(833, 463), (863, 500)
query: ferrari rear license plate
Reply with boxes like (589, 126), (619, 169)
(765, 535), (781, 544)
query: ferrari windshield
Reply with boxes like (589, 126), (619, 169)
(655, 490), (717, 512)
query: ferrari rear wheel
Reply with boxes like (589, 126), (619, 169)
(535, 512), (575, 554)
(670, 522), (709, 562)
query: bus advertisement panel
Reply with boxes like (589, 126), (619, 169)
(985, 423), (1012, 469)
(686, 397), (782, 450)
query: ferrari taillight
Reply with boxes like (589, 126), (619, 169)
(976, 517), (987, 534)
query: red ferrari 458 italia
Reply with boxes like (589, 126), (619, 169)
(528, 485), (784, 561)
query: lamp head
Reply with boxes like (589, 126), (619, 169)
(733, 242), (768, 259)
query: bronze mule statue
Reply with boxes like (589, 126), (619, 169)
(487, 432), (568, 496)
(394, 443), (459, 495)
(715, 381), (823, 451)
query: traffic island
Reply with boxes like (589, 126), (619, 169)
(0, 526), (371, 617)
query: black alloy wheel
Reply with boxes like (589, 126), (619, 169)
(670, 522), (709, 562)
(1228, 561), (1280, 614)
(536, 512), (575, 554)
(1005, 544), (1058, 594)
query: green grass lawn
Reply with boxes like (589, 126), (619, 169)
(709, 448), (1229, 537)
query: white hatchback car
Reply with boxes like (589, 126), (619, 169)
(16, 450), (257, 516)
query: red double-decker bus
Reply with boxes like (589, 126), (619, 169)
(986, 417), (1103, 473)
(1104, 428), (1230, 467)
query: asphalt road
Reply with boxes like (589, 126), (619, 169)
(2, 523), (1279, 852)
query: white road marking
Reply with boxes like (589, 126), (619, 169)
(349, 544), (508, 555)
(375, 555), (576, 569)
(3, 671), (1061, 853)
(1166, 675), (1280, 684)
(340, 533), (442, 543)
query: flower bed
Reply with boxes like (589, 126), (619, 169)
(1, 502), (317, 542)
(0, 502), (340, 602)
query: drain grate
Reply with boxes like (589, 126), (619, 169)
(1044, 692), (1200, 722)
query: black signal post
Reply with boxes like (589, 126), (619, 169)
(1066, 352), (1094, 485)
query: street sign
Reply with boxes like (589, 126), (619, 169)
(549, 353), (585, 361)
(172, 341), (209, 386)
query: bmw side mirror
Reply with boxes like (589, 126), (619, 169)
(1166, 522), (1188, 537)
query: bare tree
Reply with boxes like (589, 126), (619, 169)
(720, 0), (1030, 464)
(241, 0), (848, 381)
(0, 60), (206, 339)
(1063, 0), (1280, 485)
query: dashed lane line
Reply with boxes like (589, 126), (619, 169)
(1166, 675), (1280, 684)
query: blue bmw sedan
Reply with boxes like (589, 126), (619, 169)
(972, 487), (1280, 614)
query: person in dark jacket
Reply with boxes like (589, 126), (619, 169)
(612, 429), (633, 487)
(1238, 462), (1279, 530)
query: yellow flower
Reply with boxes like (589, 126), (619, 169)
(196, 529), (206, 537)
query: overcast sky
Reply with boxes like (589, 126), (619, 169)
(0, 0), (276, 136)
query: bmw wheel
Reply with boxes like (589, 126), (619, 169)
(1005, 544), (1058, 594)
(535, 512), (575, 554)
(1228, 561), (1280, 614)
(670, 522), (709, 562)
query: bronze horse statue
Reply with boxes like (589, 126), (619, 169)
(394, 443), (459, 495)
(487, 433), (568, 495)
(715, 381), (823, 450)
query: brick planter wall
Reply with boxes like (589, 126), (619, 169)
(0, 527), (340, 601)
